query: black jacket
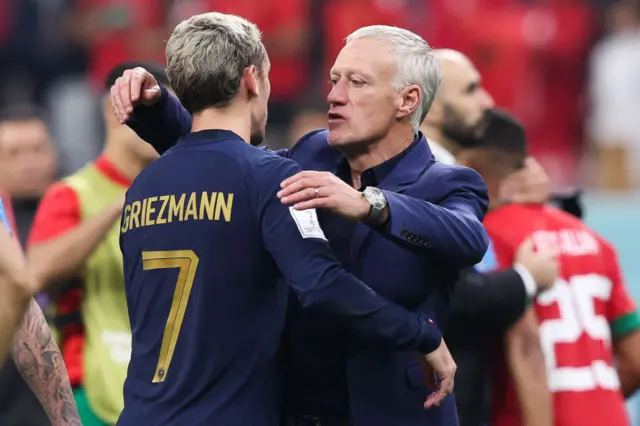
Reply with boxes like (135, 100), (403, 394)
(446, 268), (527, 426)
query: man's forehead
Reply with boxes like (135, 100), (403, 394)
(0, 120), (49, 147)
(331, 38), (395, 76)
(439, 57), (481, 93)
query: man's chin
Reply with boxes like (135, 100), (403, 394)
(327, 129), (350, 146)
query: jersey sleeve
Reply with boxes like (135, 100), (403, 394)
(27, 183), (81, 246)
(603, 242), (640, 338)
(256, 156), (442, 354)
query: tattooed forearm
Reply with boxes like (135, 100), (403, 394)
(11, 299), (81, 426)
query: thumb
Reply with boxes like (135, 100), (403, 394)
(517, 238), (535, 258)
(143, 86), (160, 101)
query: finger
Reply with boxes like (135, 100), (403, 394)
(424, 388), (445, 409)
(278, 177), (324, 198)
(517, 238), (534, 256)
(293, 198), (329, 211)
(281, 171), (325, 188)
(111, 82), (127, 123)
(130, 67), (147, 102)
(143, 87), (161, 102)
(424, 376), (453, 409)
(119, 70), (134, 114)
(280, 188), (319, 205)
(439, 375), (454, 395)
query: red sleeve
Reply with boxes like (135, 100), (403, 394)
(603, 242), (637, 322)
(27, 183), (81, 247)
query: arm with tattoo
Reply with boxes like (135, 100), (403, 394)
(11, 300), (81, 426)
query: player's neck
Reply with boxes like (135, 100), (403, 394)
(102, 144), (146, 181)
(191, 107), (251, 144)
(343, 127), (414, 188)
(419, 124), (456, 155)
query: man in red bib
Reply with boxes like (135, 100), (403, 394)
(458, 108), (640, 426)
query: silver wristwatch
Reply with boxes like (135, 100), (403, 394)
(362, 187), (388, 223)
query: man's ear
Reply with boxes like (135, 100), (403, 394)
(395, 84), (421, 120)
(242, 65), (260, 98)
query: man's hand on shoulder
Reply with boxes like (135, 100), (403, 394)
(277, 171), (371, 221)
(111, 67), (162, 123)
(515, 238), (558, 294)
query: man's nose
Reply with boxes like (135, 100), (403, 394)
(480, 89), (495, 109)
(327, 81), (348, 105)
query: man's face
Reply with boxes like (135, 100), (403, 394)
(0, 119), (57, 198)
(438, 57), (494, 143)
(326, 38), (401, 147)
(249, 55), (271, 146)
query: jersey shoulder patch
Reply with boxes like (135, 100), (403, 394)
(475, 238), (498, 273)
(288, 207), (327, 241)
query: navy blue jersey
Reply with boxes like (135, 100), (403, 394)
(117, 130), (441, 426)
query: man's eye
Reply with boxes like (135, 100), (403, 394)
(351, 80), (364, 87)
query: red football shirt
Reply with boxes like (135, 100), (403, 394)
(28, 155), (132, 386)
(484, 204), (637, 426)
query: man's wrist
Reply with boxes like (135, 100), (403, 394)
(513, 263), (537, 301)
(362, 187), (389, 226)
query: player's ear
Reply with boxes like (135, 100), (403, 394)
(243, 65), (260, 98)
(395, 84), (421, 120)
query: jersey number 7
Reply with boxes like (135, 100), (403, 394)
(142, 250), (200, 383)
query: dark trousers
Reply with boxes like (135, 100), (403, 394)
(284, 416), (351, 426)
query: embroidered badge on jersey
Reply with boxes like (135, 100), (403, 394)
(288, 207), (327, 241)
(475, 238), (497, 273)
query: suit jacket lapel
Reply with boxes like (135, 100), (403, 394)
(347, 136), (434, 263)
(378, 135), (433, 193)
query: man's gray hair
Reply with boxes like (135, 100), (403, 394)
(346, 26), (441, 132)
(165, 12), (265, 114)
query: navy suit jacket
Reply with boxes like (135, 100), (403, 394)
(128, 89), (490, 426)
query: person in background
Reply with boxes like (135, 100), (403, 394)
(0, 196), (81, 426)
(460, 108), (640, 426)
(588, 0), (640, 191)
(0, 198), (33, 368)
(0, 107), (62, 426)
(27, 62), (169, 426)
(0, 106), (58, 245)
(420, 49), (559, 426)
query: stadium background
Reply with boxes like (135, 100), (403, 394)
(0, 0), (639, 424)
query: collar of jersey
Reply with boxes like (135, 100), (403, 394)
(176, 129), (244, 146)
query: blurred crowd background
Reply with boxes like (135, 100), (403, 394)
(0, 0), (639, 424)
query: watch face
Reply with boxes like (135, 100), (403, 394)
(365, 187), (386, 207)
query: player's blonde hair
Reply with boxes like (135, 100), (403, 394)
(165, 12), (266, 114)
(346, 26), (441, 133)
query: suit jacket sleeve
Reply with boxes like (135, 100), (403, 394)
(381, 166), (490, 265)
(449, 268), (528, 334)
(259, 157), (442, 354)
